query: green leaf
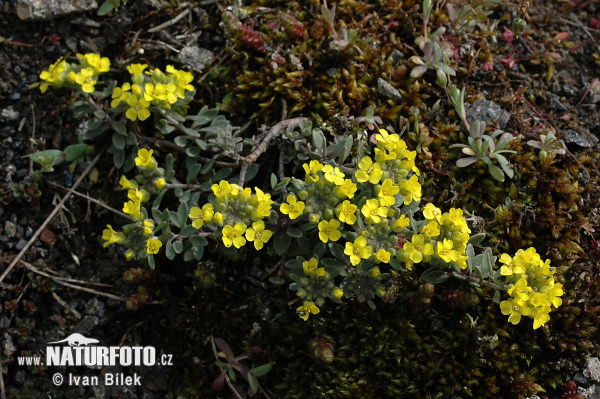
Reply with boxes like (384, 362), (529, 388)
(492, 290), (501, 304)
(201, 159), (215, 174)
(147, 255), (155, 269)
(270, 173), (277, 189)
(176, 202), (189, 228)
(190, 235), (208, 247)
(113, 149), (125, 168)
(468, 233), (486, 246)
(273, 232), (291, 255)
(329, 243), (347, 262)
(172, 240), (184, 254)
(112, 133), (125, 150)
(389, 258), (402, 270)
(213, 167), (232, 181)
(184, 127), (201, 138)
(186, 163), (202, 182)
(367, 299), (376, 310)
(113, 121), (127, 136)
(244, 163), (259, 182)
(251, 363), (272, 377)
(286, 226), (303, 238)
(64, 144), (89, 162)
(165, 242), (175, 260)
(285, 257), (303, 269)
(420, 267), (450, 284)
(97, 0), (115, 15)
(312, 129), (326, 152)
(248, 374), (258, 394)
(174, 136), (187, 147)
(180, 225), (196, 237)
(314, 242), (326, 258)
(487, 164), (504, 182)
(165, 153), (174, 176)
(27, 149), (64, 164)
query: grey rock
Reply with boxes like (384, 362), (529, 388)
(574, 371), (588, 384)
(564, 129), (599, 148)
(75, 315), (99, 334)
(586, 357), (600, 382)
(16, 0), (98, 21)
(466, 98), (510, 129)
(3, 332), (16, 357)
(377, 78), (402, 102)
(389, 49), (404, 63)
(15, 239), (28, 250)
(176, 46), (214, 73)
(13, 369), (26, 385)
(85, 298), (105, 318)
(4, 220), (16, 238)
(0, 107), (19, 121)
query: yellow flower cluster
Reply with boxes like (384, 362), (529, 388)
(102, 149), (165, 258)
(293, 257), (344, 320)
(39, 53), (110, 93)
(399, 203), (471, 270)
(111, 63), (195, 121)
(189, 180), (273, 250)
(499, 248), (563, 329)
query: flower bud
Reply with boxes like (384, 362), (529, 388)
(298, 190), (309, 200)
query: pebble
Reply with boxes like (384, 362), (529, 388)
(0, 107), (19, 121)
(389, 49), (404, 63)
(16, 0), (98, 21)
(75, 315), (99, 334)
(586, 357), (600, 382)
(3, 332), (16, 357)
(15, 239), (28, 250)
(13, 370), (26, 385)
(564, 129), (599, 148)
(574, 371), (588, 384)
(377, 78), (403, 102)
(4, 220), (16, 238)
(85, 298), (105, 318)
(466, 98), (510, 129)
(176, 45), (215, 73)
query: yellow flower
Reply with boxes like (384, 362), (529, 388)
(375, 249), (391, 263)
(119, 175), (138, 190)
(280, 194), (305, 219)
(321, 164), (345, 185)
(213, 212), (224, 225)
(245, 220), (273, 250)
(391, 215), (409, 232)
(436, 239), (460, 263)
(402, 234), (433, 263)
(500, 297), (531, 325)
(355, 157), (382, 184)
(422, 221), (441, 238)
(332, 288), (344, 299)
(77, 53), (110, 75)
(125, 249), (135, 260)
(303, 257), (326, 277)
(297, 301), (320, 321)
(398, 175), (421, 204)
(423, 203), (442, 222)
(146, 238), (162, 254)
(370, 266), (381, 278)
(125, 94), (151, 121)
(344, 236), (372, 266)
(111, 83), (131, 107)
(127, 63), (148, 77)
(143, 219), (154, 236)
(102, 225), (125, 247)
(377, 179), (399, 206)
(39, 58), (68, 92)
(135, 148), (157, 169)
(127, 188), (149, 204)
(361, 199), (388, 224)
(336, 200), (357, 225)
(333, 179), (357, 199)
(123, 200), (142, 221)
(376, 128), (400, 147)
(318, 219), (342, 243)
(154, 178), (166, 189)
(212, 180), (232, 198)
(222, 223), (246, 248)
(74, 68), (96, 93)
(303, 160), (323, 182)
(189, 203), (214, 229)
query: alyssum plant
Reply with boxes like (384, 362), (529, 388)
(37, 54), (562, 330)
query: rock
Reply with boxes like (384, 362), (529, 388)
(16, 0), (98, 21)
(466, 98), (510, 129)
(176, 46), (214, 74)
(377, 78), (402, 102)
(4, 220), (16, 238)
(75, 315), (99, 334)
(0, 107), (19, 121)
(389, 49), (404, 63)
(85, 298), (105, 318)
(564, 129), (599, 148)
(586, 357), (600, 382)
(13, 369), (26, 385)
(574, 371), (588, 384)
(15, 239), (28, 250)
(3, 332), (16, 357)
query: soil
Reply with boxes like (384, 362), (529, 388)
(0, 1), (599, 399)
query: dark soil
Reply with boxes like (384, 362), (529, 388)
(0, 1), (599, 399)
